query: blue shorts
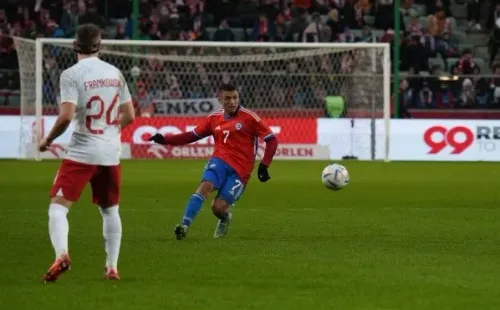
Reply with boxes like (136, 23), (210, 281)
(201, 157), (245, 205)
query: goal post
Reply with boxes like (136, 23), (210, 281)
(14, 38), (391, 161)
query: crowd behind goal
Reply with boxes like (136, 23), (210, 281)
(1, 0), (500, 115)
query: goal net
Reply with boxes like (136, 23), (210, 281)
(13, 38), (390, 161)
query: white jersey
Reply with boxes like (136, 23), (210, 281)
(60, 57), (132, 166)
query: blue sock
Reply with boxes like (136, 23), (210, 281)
(181, 193), (205, 226)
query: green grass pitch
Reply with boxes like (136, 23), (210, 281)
(0, 160), (499, 309)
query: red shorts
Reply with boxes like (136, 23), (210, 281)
(50, 159), (121, 206)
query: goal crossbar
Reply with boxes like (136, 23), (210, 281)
(39, 38), (390, 49)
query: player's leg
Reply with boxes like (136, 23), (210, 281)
(174, 158), (226, 240)
(43, 159), (95, 283)
(213, 174), (245, 238)
(90, 165), (122, 280)
(174, 179), (214, 240)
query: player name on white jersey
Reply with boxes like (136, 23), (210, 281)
(60, 57), (132, 166)
(84, 79), (122, 91)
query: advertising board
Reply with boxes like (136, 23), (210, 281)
(1, 116), (499, 162)
(390, 119), (500, 161)
(154, 98), (222, 116)
(132, 144), (329, 160)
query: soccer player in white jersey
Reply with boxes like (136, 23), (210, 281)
(38, 24), (135, 282)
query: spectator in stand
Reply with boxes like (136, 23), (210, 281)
(427, 7), (452, 68)
(115, 23), (129, 40)
(148, 20), (161, 40)
(0, 29), (17, 75)
(252, 13), (275, 41)
(274, 13), (288, 41)
(302, 13), (324, 42)
(37, 8), (51, 35)
(427, 64), (443, 94)
(260, 0), (280, 21)
(234, 0), (259, 28)
(438, 31), (458, 57)
(459, 77), (476, 108)
(165, 75), (183, 99)
(45, 19), (65, 38)
(338, 26), (358, 42)
(282, 2), (292, 21)
(325, 4), (341, 41)
(77, 2), (105, 28)
(342, 0), (364, 29)
(358, 0), (372, 16)
(213, 19), (235, 41)
(489, 63), (500, 108)
(190, 12), (209, 41)
(42, 54), (60, 104)
(374, 0), (393, 30)
(133, 80), (155, 117)
(107, 0), (131, 26)
(401, 33), (429, 72)
(358, 25), (373, 42)
(406, 11), (423, 37)
(474, 65), (490, 107)
(428, 0), (451, 17)
(380, 28), (394, 42)
(60, 1), (78, 37)
(467, 0), (482, 30)
(0, 9), (8, 30)
(139, 0), (154, 19)
(456, 48), (477, 75)
(10, 21), (22, 37)
(416, 80), (434, 108)
(286, 7), (308, 41)
(428, 7), (452, 40)
(487, 4), (500, 67)
(392, 78), (412, 117)
(401, 0), (418, 18)
(156, 1), (170, 35)
(407, 65), (423, 94)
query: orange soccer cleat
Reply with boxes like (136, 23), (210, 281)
(104, 267), (120, 280)
(42, 254), (71, 283)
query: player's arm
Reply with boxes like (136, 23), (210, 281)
(117, 73), (135, 129)
(40, 71), (76, 150)
(149, 116), (212, 145)
(253, 117), (279, 182)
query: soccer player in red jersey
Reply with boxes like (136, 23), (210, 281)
(149, 83), (279, 239)
(38, 24), (135, 282)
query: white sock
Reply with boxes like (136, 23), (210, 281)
(48, 203), (69, 259)
(99, 205), (122, 269)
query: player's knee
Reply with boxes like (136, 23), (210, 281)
(211, 198), (230, 217)
(51, 196), (73, 208)
(196, 181), (214, 199)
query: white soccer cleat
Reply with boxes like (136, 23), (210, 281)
(214, 212), (232, 238)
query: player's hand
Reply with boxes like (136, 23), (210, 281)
(148, 133), (166, 145)
(257, 163), (271, 182)
(38, 138), (52, 152)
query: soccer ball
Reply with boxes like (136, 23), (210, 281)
(321, 164), (349, 190)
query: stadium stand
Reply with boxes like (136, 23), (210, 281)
(0, 0), (499, 116)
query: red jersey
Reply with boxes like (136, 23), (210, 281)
(192, 107), (274, 183)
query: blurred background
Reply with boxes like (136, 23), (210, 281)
(0, 0), (499, 119)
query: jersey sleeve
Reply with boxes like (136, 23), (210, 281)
(118, 72), (132, 105)
(192, 116), (213, 138)
(252, 117), (275, 141)
(59, 70), (78, 105)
